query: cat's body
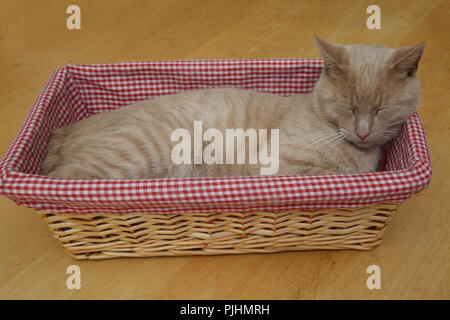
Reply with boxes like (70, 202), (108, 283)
(41, 38), (425, 179)
(42, 88), (379, 179)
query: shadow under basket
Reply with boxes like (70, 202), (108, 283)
(0, 59), (431, 260)
(40, 203), (397, 260)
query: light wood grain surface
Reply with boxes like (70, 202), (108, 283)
(0, 0), (448, 299)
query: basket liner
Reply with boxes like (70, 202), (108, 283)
(0, 59), (432, 214)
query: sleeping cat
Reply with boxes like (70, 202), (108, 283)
(41, 37), (425, 179)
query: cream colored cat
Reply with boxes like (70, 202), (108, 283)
(41, 37), (425, 179)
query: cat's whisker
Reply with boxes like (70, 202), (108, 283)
(310, 131), (342, 147)
(320, 136), (345, 156)
(326, 139), (345, 153)
(314, 135), (343, 151)
(317, 133), (345, 155)
(389, 120), (405, 126)
(310, 130), (341, 139)
(382, 128), (401, 135)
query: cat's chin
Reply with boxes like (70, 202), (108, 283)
(350, 140), (378, 149)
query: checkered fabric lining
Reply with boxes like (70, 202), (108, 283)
(0, 59), (432, 214)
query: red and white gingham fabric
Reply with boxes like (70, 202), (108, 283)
(0, 59), (432, 214)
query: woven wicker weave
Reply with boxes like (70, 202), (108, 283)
(40, 202), (397, 260)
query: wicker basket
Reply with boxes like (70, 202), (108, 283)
(0, 59), (431, 260)
(40, 203), (396, 260)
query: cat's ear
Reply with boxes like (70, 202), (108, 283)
(314, 36), (347, 75)
(391, 42), (426, 77)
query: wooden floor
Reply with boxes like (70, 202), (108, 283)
(0, 0), (448, 299)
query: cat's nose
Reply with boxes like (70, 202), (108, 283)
(356, 129), (370, 140)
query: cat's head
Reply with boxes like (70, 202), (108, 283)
(312, 36), (425, 148)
